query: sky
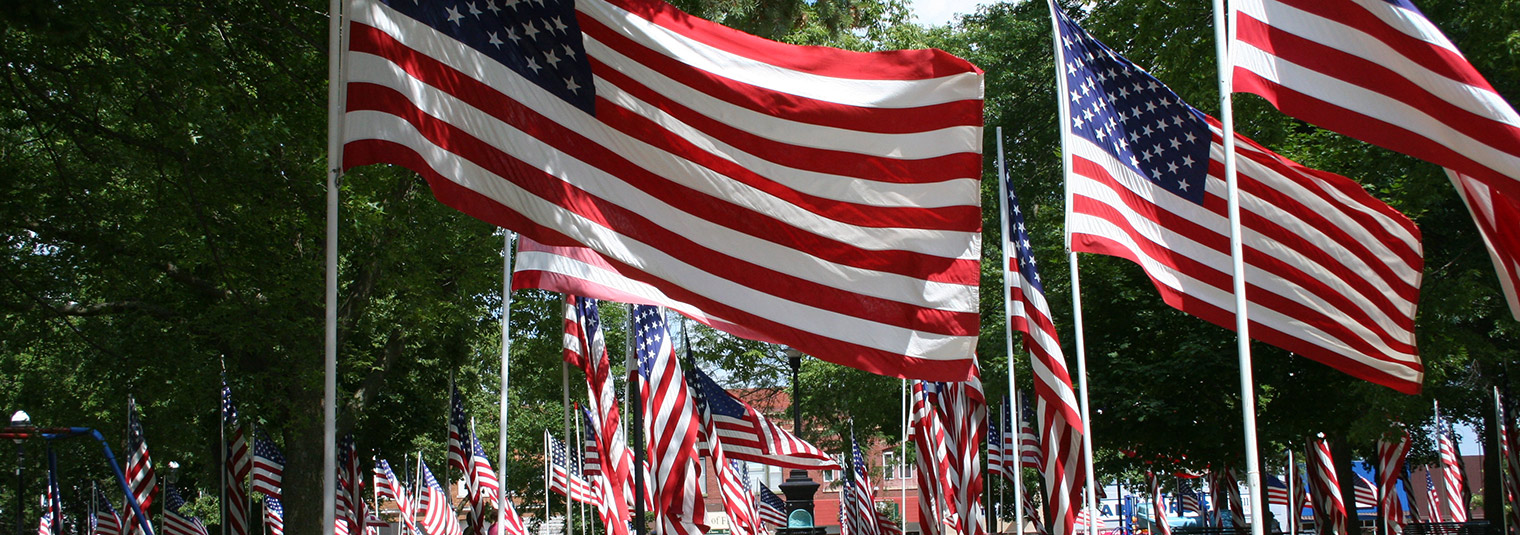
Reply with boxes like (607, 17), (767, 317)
(906, 0), (988, 27)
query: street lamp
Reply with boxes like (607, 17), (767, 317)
(11, 411), (29, 535)
(776, 349), (824, 535)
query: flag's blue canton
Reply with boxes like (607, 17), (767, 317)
(759, 486), (786, 510)
(987, 410), (1002, 448)
(222, 382), (239, 427)
(266, 497), (284, 517)
(379, 0), (595, 114)
(689, 366), (746, 419)
(1053, 8), (1210, 205)
(577, 297), (602, 340)
(1005, 188), (1050, 293)
(450, 388), (469, 433)
(423, 462), (446, 491)
(550, 434), (580, 475)
(166, 484), (187, 512)
(255, 433), (286, 464)
(128, 401), (146, 451)
(851, 433), (868, 481)
(633, 305), (667, 380)
(378, 460), (403, 490)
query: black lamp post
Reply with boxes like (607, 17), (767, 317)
(11, 411), (29, 535)
(777, 349), (825, 535)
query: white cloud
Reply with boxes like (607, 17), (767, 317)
(907, 0), (988, 27)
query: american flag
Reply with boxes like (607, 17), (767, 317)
(419, 461), (463, 535)
(580, 407), (602, 477)
(263, 498), (284, 535)
(693, 367), (759, 535)
(1018, 394), (1042, 471)
(1023, 485), (1048, 535)
(999, 99), (1084, 535)
(1377, 431), (1411, 535)
(92, 487), (123, 535)
(448, 386), (470, 477)
(337, 435), (368, 535)
(375, 460), (418, 534)
(988, 411), (1005, 480)
(1266, 475), (1289, 507)
(1307, 437), (1346, 535)
(501, 495), (529, 535)
(1290, 458), (1308, 522)
(757, 486), (788, 529)
(251, 432), (285, 500)
(1218, 468), (1244, 527)
(1147, 471), (1170, 535)
(163, 484), (209, 535)
(687, 365), (839, 470)
(1177, 481), (1200, 516)
(1423, 469), (1442, 522)
(909, 381), (952, 535)
(999, 396), (1018, 480)
(632, 305), (707, 535)
(876, 510), (902, 535)
(464, 431), (500, 535)
(1233, 0), (1520, 319)
(1447, 170), (1520, 322)
(1354, 475), (1378, 510)
(123, 398), (154, 535)
(845, 434), (881, 535)
(1502, 403), (1520, 535)
(931, 376), (985, 535)
(1051, 0), (1425, 394)
(546, 431), (599, 506)
(564, 296), (632, 535)
(344, 0), (987, 383)
(1436, 408), (1468, 522)
(222, 382), (250, 535)
(39, 481), (57, 535)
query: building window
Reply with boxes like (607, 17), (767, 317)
(882, 451), (914, 479)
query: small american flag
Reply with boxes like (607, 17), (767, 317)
(1424, 469), (1442, 522)
(222, 382), (250, 535)
(419, 461), (463, 535)
(1265, 475), (1290, 507)
(687, 365), (839, 471)
(375, 460), (417, 534)
(1147, 471), (1171, 535)
(163, 484), (209, 535)
(564, 296), (632, 535)
(987, 412), (1005, 480)
(92, 486), (123, 535)
(1436, 406), (1468, 522)
(930, 374), (986, 535)
(448, 386), (470, 477)
(711, 458), (759, 535)
(336, 435), (368, 535)
(1500, 403), (1520, 535)
(1018, 394), (1041, 471)
(1178, 482), (1200, 516)
(263, 498), (284, 535)
(757, 486), (788, 529)
(1023, 485), (1048, 535)
(250, 432), (285, 499)
(123, 398), (154, 535)
(1307, 437), (1347, 535)
(580, 407), (601, 477)
(910, 381), (951, 535)
(470, 433), (501, 505)
(845, 434), (880, 535)
(875, 509), (902, 535)
(546, 432), (599, 506)
(633, 305), (707, 535)
(1354, 475), (1378, 510)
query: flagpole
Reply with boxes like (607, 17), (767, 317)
(900, 378), (909, 533)
(1210, 2), (1266, 535)
(629, 303), (649, 535)
(995, 125), (1025, 535)
(563, 358), (575, 535)
(220, 360), (228, 535)
(500, 231), (517, 535)
(322, 0), (346, 523)
(1287, 450), (1296, 535)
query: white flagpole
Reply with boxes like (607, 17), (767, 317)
(1211, 3), (1266, 535)
(322, 0), (347, 526)
(220, 361), (228, 535)
(995, 126), (1026, 535)
(563, 360), (575, 535)
(500, 231), (517, 535)
(1287, 450), (1296, 535)
(901, 378), (909, 531)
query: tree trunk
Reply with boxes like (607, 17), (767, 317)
(1484, 389), (1503, 527)
(280, 388), (327, 534)
(1332, 437), (1361, 535)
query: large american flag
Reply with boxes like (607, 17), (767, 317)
(419, 461), (463, 535)
(1436, 409), (1468, 522)
(92, 487), (123, 535)
(222, 382), (249, 535)
(633, 305), (706, 535)
(563, 295), (632, 535)
(123, 398), (154, 535)
(1233, 0), (1520, 321)
(1377, 431), (1411, 535)
(375, 460), (418, 535)
(343, 0), (987, 383)
(1147, 471), (1171, 535)
(263, 498), (284, 535)
(250, 432), (285, 500)
(845, 435), (881, 535)
(1000, 113), (1084, 535)
(687, 365), (839, 470)
(909, 381), (952, 535)
(757, 486), (788, 530)
(1051, 0), (1426, 394)
(1307, 437), (1346, 535)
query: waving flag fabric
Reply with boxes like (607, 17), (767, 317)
(1436, 410), (1468, 522)
(1266, 475), (1289, 507)
(1377, 430), (1411, 535)
(375, 460), (418, 535)
(1307, 437), (1347, 535)
(845, 434), (881, 535)
(932, 374), (986, 535)
(92, 487), (123, 535)
(563, 296), (633, 535)
(1000, 125), (1084, 535)
(1051, 1), (1425, 393)
(448, 386), (469, 476)
(988, 411), (1005, 479)
(163, 484), (209, 535)
(633, 305), (708, 535)
(344, 0), (987, 383)
(1502, 401), (1520, 534)
(263, 498), (284, 535)
(251, 432), (286, 500)
(1018, 394), (1042, 471)
(336, 435), (368, 535)
(124, 398), (154, 535)
(222, 383), (249, 535)
(419, 461), (463, 535)
(1447, 170), (1520, 321)
(757, 486), (788, 529)
(692, 364), (759, 535)
(547, 431), (600, 506)
(1023, 485), (1049, 535)
(688, 365), (839, 470)
(1231, 0), (1520, 205)
(1148, 471), (1171, 535)
(910, 381), (952, 535)
(1354, 475), (1377, 510)
(998, 396), (1018, 481)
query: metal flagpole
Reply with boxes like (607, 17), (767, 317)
(563, 359), (575, 535)
(1210, 3), (1266, 535)
(322, 0), (347, 522)
(901, 379), (909, 533)
(500, 231), (517, 535)
(545, 431), (553, 524)
(1287, 450), (1296, 535)
(575, 412), (587, 534)
(220, 359), (228, 535)
(995, 125), (1025, 535)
